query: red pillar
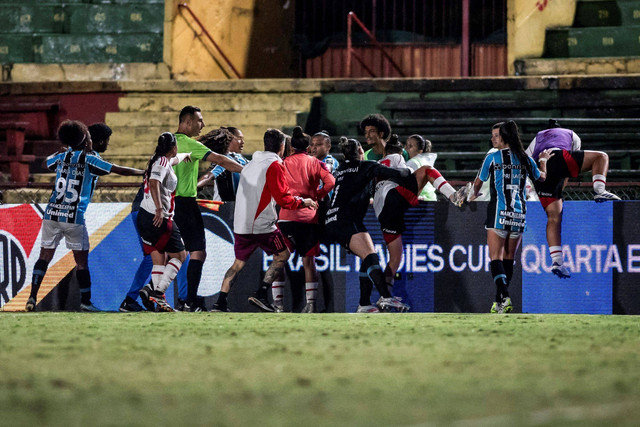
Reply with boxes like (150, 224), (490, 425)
(461, 0), (470, 77)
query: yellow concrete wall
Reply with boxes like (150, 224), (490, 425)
(507, 0), (577, 75)
(166, 0), (296, 80)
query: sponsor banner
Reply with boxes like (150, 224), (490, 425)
(2, 201), (639, 313)
(612, 202), (640, 314)
(433, 202), (518, 313)
(522, 202), (613, 314)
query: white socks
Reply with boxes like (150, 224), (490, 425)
(433, 177), (455, 199)
(156, 258), (182, 294)
(593, 174), (606, 194)
(549, 246), (563, 265)
(272, 281), (285, 309)
(151, 265), (164, 290)
(306, 282), (318, 305)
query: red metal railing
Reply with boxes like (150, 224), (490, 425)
(346, 11), (406, 78)
(177, 3), (243, 79)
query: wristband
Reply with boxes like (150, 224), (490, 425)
(539, 158), (548, 163)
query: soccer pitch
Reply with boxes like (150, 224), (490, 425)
(1, 313), (639, 426)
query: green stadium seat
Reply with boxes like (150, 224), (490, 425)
(618, 0), (640, 25)
(545, 25), (640, 57)
(0, 5), (65, 34)
(573, 0), (621, 27)
(38, 33), (162, 63)
(68, 4), (163, 34)
(0, 35), (38, 63)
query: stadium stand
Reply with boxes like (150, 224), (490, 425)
(0, 0), (163, 65)
(517, 0), (640, 74)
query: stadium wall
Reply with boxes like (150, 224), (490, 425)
(507, 0), (577, 74)
(1, 201), (639, 314)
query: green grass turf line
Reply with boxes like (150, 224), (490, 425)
(1, 313), (639, 426)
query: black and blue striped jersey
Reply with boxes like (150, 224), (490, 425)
(477, 148), (540, 232)
(44, 149), (113, 224)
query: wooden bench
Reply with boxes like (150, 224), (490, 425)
(0, 121), (35, 183)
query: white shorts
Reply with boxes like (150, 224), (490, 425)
(488, 228), (522, 240)
(40, 219), (90, 251)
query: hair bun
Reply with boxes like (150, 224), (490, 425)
(293, 126), (304, 138)
(159, 132), (175, 145)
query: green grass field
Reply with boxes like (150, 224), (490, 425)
(1, 313), (639, 426)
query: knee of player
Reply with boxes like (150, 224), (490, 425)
(176, 250), (188, 263)
(191, 249), (206, 261)
(274, 249), (291, 262)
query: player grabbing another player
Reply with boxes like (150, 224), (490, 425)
(324, 137), (415, 313)
(374, 135), (467, 295)
(526, 119), (620, 278)
(277, 126), (335, 313)
(468, 121), (550, 314)
(197, 127), (249, 201)
(213, 129), (317, 312)
(26, 120), (144, 312)
(310, 130), (339, 174)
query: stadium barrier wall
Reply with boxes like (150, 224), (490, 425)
(1, 201), (639, 314)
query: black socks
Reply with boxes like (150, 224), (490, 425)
(29, 259), (50, 299)
(76, 269), (92, 305)
(362, 253), (391, 299)
(186, 259), (204, 305)
(490, 260), (509, 301)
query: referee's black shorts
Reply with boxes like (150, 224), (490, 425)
(173, 196), (206, 252)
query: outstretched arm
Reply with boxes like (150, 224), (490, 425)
(205, 151), (243, 173)
(373, 163), (411, 180)
(197, 171), (215, 188)
(468, 178), (484, 201)
(110, 165), (145, 176)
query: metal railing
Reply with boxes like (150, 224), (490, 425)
(346, 11), (406, 78)
(177, 3), (243, 79)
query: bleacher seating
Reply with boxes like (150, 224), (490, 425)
(0, 101), (60, 183)
(341, 91), (640, 181)
(0, 0), (163, 65)
(520, 0), (640, 74)
(545, 0), (640, 57)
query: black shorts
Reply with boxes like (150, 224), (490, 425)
(378, 188), (412, 237)
(278, 221), (320, 257)
(173, 196), (206, 252)
(324, 219), (367, 251)
(534, 150), (585, 199)
(136, 209), (185, 255)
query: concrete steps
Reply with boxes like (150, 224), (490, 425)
(107, 124), (282, 155)
(106, 111), (296, 127)
(117, 93), (316, 113)
(104, 87), (319, 155)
